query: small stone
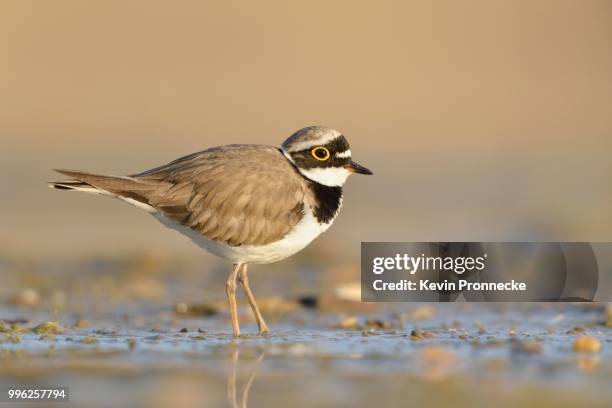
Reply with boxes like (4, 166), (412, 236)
(566, 326), (586, 335)
(32, 321), (63, 335)
(573, 336), (602, 353)
(93, 328), (115, 335)
(175, 302), (188, 314)
(10, 288), (41, 307)
(364, 319), (393, 329)
(362, 328), (377, 336)
(82, 335), (98, 344)
(511, 339), (543, 354)
(0, 321), (11, 333)
(338, 316), (360, 330)
(73, 319), (90, 329)
(175, 302), (218, 316)
(145, 335), (162, 341)
(410, 328), (435, 340)
(297, 295), (319, 309)
(475, 321), (487, 335)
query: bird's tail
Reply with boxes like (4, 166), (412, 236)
(49, 169), (156, 207)
(49, 179), (98, 192)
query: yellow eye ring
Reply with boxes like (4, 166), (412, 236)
(311, 146), (330, 161)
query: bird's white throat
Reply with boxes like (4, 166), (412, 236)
(296, 166), (351, 187)
(281, 148), (351, 187)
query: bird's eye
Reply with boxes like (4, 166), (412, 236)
(311, 146), (330, 161)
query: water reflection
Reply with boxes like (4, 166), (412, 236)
(227, 349), (265, 408)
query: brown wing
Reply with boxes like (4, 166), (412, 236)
(133, 145), (306, 247)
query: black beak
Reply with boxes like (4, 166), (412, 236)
(346, 160), (373, 175)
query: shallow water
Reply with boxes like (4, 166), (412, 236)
(1, 256), (611, 407)
(1, 304), (611, 407)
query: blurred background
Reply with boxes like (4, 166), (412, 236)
(0, 1), (611, 407)
(1, 0), (611, 259)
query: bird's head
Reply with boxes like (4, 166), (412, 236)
(281, 126), (372, 187)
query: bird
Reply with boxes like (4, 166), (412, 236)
(49, 126), (372, 336)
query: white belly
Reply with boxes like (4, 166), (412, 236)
(152, 204), (335, 264)
(64, 186), (338, 264)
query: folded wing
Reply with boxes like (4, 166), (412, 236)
(133, 145), (306, 246)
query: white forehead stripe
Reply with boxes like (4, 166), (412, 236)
(335, 150), (351, 158)
(286, 130), (342, 152)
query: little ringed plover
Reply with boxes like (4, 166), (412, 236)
(50, 125), (372, 336)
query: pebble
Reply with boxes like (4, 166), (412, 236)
(9, 288), (41, 307)
(32, 321), (63, 335)
(573, 336), (602, 353)
(566, 326), (586, 335)
(338, 316), (360, 330)
(82, 335), (98, 344)
(511, 339), (543, 354)
(410, 328), (435, 340)
(364, 319), (393, 329)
